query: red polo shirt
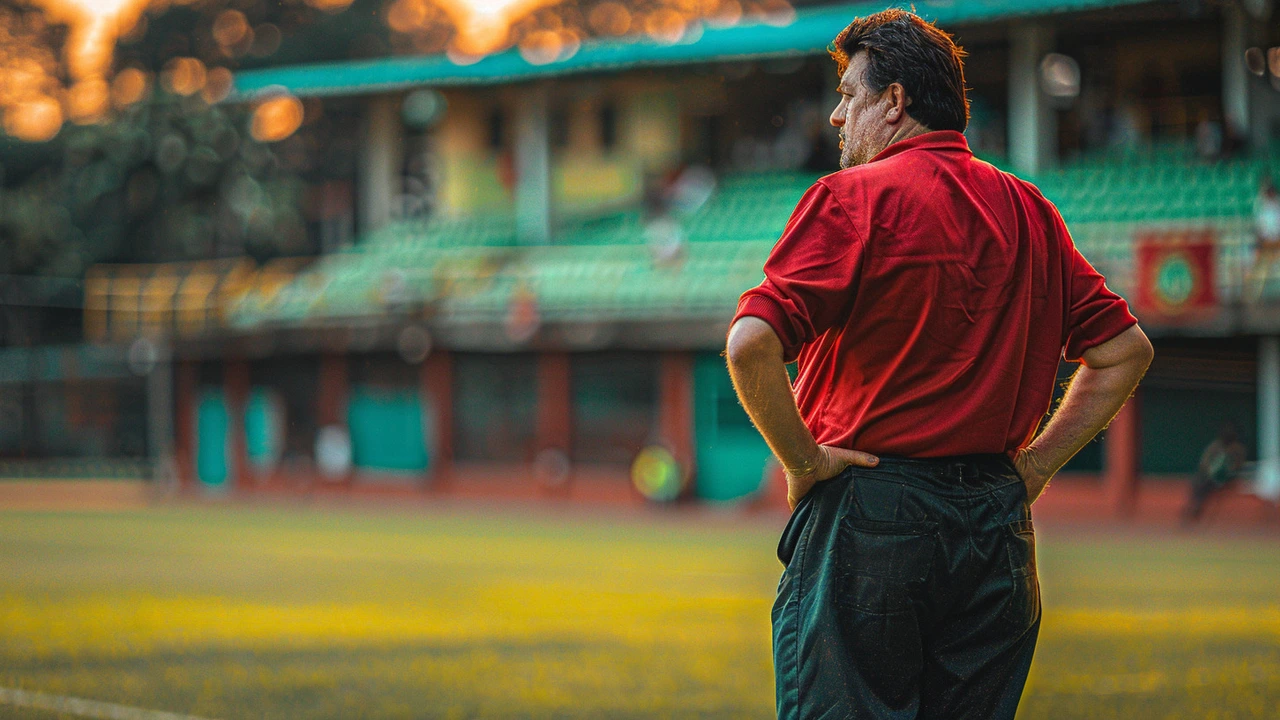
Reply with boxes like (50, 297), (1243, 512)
(732, 130), (1137, 457)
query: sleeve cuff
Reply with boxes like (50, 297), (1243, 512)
(731, 293), (804, 363)
(1064, 301), (1139, 363)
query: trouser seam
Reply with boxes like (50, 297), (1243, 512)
(790, 502), (819, 716)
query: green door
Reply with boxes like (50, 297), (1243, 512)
(693, 354), (773, 502)
(347, 386), (429, 473)
(244, 388), (283, 472)
(195, 389), (230, 488)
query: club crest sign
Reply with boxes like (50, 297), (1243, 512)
(1151, 250), (1197, 309)
(1134, 230), (1218, 323)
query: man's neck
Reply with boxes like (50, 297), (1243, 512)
(884, 122), (933, 151)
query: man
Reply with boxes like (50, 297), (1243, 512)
(1182, 423), (1248, 523)
(724, 10), (1152, 720)
(1247, 176), (1280, 300)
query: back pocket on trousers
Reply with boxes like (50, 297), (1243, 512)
(1001, 519), (1041, 630)
(836, 516), (937, 615)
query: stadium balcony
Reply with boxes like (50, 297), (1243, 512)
(226, 141), (1271, 340)
(1031, 142), (1274, 303)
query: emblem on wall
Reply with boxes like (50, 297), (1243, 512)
(1134, 230), (1218, 324)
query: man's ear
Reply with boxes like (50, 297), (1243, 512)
(885, 82), (911, 124)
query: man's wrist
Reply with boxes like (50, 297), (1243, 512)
(784, 447), (823, 477)
(1025, 446), (1057, 478)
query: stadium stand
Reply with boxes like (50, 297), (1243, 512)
(229, 142), (1270, 329)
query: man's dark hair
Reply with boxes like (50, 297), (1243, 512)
(829, 9), (970, 133)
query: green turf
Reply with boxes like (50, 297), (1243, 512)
(0, 505), (1278, 719)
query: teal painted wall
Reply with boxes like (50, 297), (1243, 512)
(693, 354), (772, 502)
(244, 388), (282, 471)
(195, 389), (229, 487)
(347, 386), (430, 473)
(1140, 387), (1256, 476)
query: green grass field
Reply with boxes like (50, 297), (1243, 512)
(1, 503), (1279, 719)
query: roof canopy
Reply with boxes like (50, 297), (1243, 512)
(230, 0), (1159, 99)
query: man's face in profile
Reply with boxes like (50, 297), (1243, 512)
(829, 52), (892, 169)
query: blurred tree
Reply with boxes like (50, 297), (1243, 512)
(0, 0), (801, 349)
(1, 95), (308, 275)
(0, 91), (318, 347)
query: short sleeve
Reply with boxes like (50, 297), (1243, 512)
(731, 181), (864, 363)
(1063, 240), (1138, 363)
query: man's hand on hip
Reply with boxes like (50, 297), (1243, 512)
(724, 318), (880, 512)
(1010, 446), (1052, 504)
(786, 445), (879, 511)
(1010, 324), (1153, 506)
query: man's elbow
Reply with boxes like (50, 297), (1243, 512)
(1120, 324), (1154, 372)
(1133, 327), (1155, 370)
(726, 317), (783, 367)
(1081, 324), (1154, 371)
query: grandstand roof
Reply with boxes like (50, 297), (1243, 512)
(231, 0), (1162, 99)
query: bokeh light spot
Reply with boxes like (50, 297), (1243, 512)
(66, 77), (109, 123)
(211, 9), (249, 48)
(518, 29), (563, 64)
(202, 66), (234, 104)
(1040, 53), (1081, 99)
(401, 89), (447, 129)
(250, 24), (282, 57)
(387, 0), (430, 33)
(644, 8), (686, 44)
(4, 95), (64, 142)
(306, 0), (356, 13)
(162, 57), (207, 97)
(250, 94), (305, 143)
(110, 67), (149, 108)
(588, 2), (631, 36)
(706, 0), (742, 28)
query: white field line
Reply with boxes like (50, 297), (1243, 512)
(0, 687), (216, 720)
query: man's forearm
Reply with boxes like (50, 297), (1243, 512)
(1027, 364), (1141, 478)
(1022, 326), (1153, 501)
(725, 319), (821, 473)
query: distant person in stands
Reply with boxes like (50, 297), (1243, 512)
(1194, 112), (1223, 161)
(1108, 100), (1142, 148)
(1183, 423), (1248, 523)
(1247, 176), (1280, 300)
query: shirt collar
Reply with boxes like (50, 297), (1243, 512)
(869, 129), (971, 164)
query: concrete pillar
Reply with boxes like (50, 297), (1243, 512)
(421, 351), (454, 486)
(515, 84), (552, 244)
(359, 94), (404, 233)
(536, 351), (572, 456)
(1241, 1), (1274, 150)
(174, 360), (197, 489)
(224, 359), (251, 493)
(568, 97), (601, 155)
(658, 352), (695, 485)
(147, 341), (175, 493)
(1008, 24), (1057, 176)
(1103, 396), (1141, 516)
(1257, 336), (1280, 500)
(317, 353), (348, 428)
(1223, 2), (1250, 141)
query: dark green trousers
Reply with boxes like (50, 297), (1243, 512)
(772, 455), (1040, 719)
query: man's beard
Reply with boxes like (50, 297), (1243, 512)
(839, 130), (876, 169)
(838, 132), (858, 169)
